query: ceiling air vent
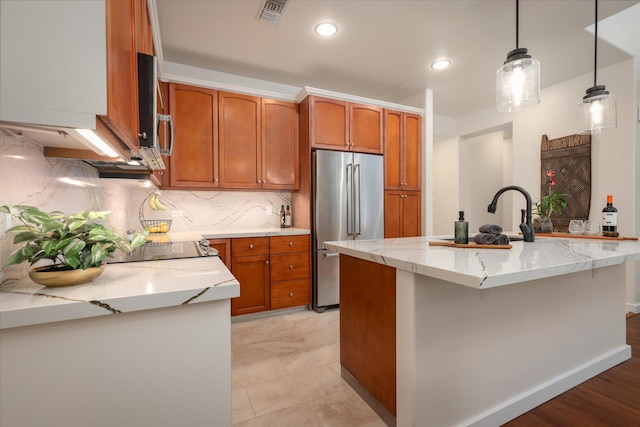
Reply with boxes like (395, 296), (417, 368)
(258, 0), (289, 24)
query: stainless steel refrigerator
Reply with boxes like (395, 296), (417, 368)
(312, 149), (384, 312)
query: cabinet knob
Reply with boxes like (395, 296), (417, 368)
(249, 244), (254, 249)
(289, 265), (294, 270)
(289, 292), (294, 297)
(214, 178), (219, 182)
(265, 260), (270, 265)
(289, 241), (294, 247)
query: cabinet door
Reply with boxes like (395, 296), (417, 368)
(403, 113), (422, 191)
(262, 99), (299, 190)
(219, 91), (261, 189)
(270, 253), (310, 282)
(384, 191), (402, 238)
(402, 191), (422, 237)
(269, 234), (310, 254)
(169, 83), (218, 188)
(384, 110), (402, 189)
(271, 279), (310, 310)
(231, 237), (270, 257)
(231, 255), (270, 316)
(209, 238), (231, 270)
(103, 0), (139, 151)
(134, 0), (153, 55)
(350, 103), (383, 154)
(310, 96), (348, 150)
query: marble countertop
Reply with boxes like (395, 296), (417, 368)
(0, 257), (239, 330)
(164, 228), (310, 242)
(324, 235), (640, 289)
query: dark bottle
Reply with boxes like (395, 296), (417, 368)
(454, 211), (469, 244)
(601, 195), (618, 235)
(280, 205), (286, 228)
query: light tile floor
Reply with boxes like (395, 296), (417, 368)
(231, 308), (386, 427)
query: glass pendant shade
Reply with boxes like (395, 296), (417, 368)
(496, 48), (540, 112)
(577, 85), (616, 134)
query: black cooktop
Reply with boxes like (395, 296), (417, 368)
(106, 240), (218, 264)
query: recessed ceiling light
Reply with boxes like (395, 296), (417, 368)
(315, 22), (338, 37)
(431, 59), (451, 70)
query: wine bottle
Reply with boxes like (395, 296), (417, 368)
(285, 205), (292, 228)
(280, 205), (286, 228)
(601, 195), (618, 236)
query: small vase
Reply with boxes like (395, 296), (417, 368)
(29, 264), (106, 287)
(534, 217), (554, 233)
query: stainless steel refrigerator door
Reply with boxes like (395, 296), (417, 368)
(315, 248), (340, 307)
(353, 153), (384, 240)
(313, 150), (352, 250)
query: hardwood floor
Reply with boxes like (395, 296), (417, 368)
(504, 314), (640, 426)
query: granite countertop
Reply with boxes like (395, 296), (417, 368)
(323, 235), (640, 289)
(0, 257), (239, 330)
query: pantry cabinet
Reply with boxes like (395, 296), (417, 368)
(306, 96), (383, 154)
(384, 191), (421, 238)
(168, 83), (219, 188)
(384, 109), (421, 191)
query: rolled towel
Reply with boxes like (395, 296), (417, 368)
(479, 224), (503, 235)
(473, 233), (497, 245)
(494, 234), (510, 245)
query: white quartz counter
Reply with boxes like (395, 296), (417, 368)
(166, 227), (310, 242)
(0, 256), (239, 329)
(324, 235), (640, 289)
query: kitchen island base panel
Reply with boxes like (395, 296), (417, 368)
(396, 265), (630, 427)
(0, 299), (232, 427)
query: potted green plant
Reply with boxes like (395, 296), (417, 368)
(533, 170), (567, 233)
(1, 205), (147, 287)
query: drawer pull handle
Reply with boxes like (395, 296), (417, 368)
(289, 265), (294, 270)
(289, 292), (294, 297)
(249, 244), (254, 249)
(289, 242), (294, 247)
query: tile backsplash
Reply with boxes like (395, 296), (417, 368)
(0, 131), (291, 279)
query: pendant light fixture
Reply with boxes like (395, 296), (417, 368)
(577, 0), (616, 134)
(496, 0), (540, 112)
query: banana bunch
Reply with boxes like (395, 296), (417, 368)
(148, 192), (167, 211)
(147, 222), (170, 233)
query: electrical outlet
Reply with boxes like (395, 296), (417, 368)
(266, 206), (273, 216)
(171, 210), (183, 218)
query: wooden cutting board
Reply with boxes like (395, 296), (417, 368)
(535, 232), (638, 241)
(429, 241), (512, 249)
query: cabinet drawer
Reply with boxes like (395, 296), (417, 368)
(271, 279), (310, 309)
(270, 253), (310, 282)
(231, 237), (269, 257)
(269, 234), (310, 254)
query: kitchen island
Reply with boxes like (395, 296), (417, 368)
(0, 256), (239, 427)
(324, 236), (640, 427)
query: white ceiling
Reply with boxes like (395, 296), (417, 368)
(155, 0), (640, 118)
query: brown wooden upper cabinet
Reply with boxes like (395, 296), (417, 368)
(384, 110), (422, 191)
(169, 83), (219, 188)
(307, 96), (383, 154)
(102, 0), (140, 153)
(219, 91), (299, 190)
(134, 0), (154, 56)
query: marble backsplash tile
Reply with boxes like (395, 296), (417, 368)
(0, 131), (291, 279)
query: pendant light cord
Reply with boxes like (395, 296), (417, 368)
(593, 0), (598, 87)
(516, 0), (520, 49)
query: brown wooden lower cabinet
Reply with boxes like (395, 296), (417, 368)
(230, 235), (310, 316)
(340, 254), (396, 417)
(208, 238), (231, 269)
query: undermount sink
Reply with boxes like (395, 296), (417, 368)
(440, 235), (524, 242)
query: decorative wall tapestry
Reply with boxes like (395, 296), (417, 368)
(540, 134), (591, 232)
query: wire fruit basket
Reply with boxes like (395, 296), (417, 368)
(139, 192), (172, 234)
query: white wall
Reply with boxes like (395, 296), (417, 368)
(434, 58), (638, 311)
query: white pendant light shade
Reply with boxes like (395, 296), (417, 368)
(496, 48), (540, 112)
(577, 85), (616, 134)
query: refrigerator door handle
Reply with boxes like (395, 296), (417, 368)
(354, 163), (362, 235)
(346, 163), (353, 236)
(323, 252), (340, 258)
